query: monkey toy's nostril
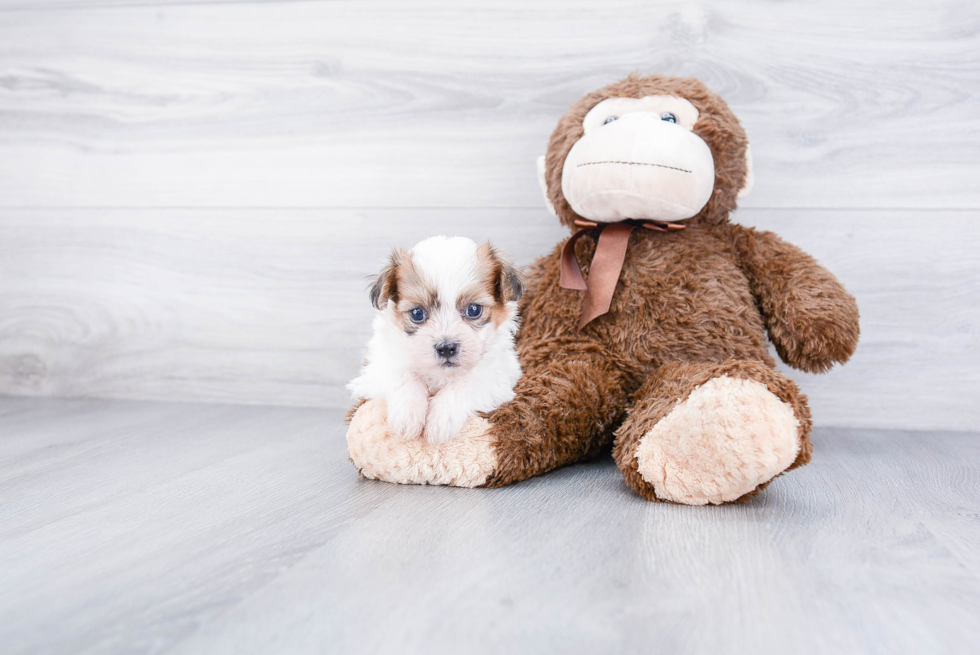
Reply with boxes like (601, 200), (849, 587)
(435, 342), (459, 359)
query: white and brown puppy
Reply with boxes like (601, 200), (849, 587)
(348, 236), (526, 444)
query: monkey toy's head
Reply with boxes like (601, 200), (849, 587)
(538, 74), (754, 230)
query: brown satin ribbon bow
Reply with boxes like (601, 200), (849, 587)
(560, 218), (685, 329)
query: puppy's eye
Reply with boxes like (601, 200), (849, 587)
(661, 112), (677, 123)
(464, 304), (483, 319)
(603, 116), (617, 125)
(409, 308), (426, 323)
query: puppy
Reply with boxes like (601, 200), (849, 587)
(347, 236), (526, 444)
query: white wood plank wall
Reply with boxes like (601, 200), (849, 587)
(0, 0), (977, 431)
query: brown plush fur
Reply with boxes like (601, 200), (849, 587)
(345, 397), (367, 424)
(481, 74), (859, 502)
(612, 360), (813, 503)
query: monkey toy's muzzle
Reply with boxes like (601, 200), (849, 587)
(561, 113), (716, 223)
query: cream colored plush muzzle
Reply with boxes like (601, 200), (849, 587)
(560, 112), (716, 223)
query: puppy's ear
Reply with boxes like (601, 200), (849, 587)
(369, 248), (407, 310)
(481, 243), (526, 303)
(501, 257), (527, 303)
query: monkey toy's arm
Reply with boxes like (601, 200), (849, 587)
(733, 226), (860, 373)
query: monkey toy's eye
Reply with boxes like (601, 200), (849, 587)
(603, 116), (618, 125)
(409, 308), (427, 323)
(661, 112), (677, 123)
(464, 304), (483, 319)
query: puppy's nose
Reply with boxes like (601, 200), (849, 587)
(435, 341), (459, 359)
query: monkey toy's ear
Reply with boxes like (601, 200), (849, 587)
(737, 144), (755, 200)
(536, 155), (558, 216)
(369, 249), (406, 310)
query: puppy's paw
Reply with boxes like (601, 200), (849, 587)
(390, 410), (425, 441)
(386, 383), (429, 441)
(424, 395), (471, 445)
(346, 399), (498, 487)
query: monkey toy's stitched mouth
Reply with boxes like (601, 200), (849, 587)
(577, 160), (692, 174)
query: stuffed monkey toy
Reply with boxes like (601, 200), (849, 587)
(347, 74), (859, 505)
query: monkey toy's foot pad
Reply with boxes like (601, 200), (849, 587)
(346, 400), (497, 487)
(635, 376), (801, 505)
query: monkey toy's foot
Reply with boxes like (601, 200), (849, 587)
(346, 399), (498, 487)
(615, 363), (809, 505)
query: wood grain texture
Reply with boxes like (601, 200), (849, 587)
(1, 208), (976, 431)
(0, 1), (977, 428)
(0, 207), (569, 409)
(0, 0), (977, 209)
(1, 397), (978, 655)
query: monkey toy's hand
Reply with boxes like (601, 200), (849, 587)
(735, 228), (860, 373)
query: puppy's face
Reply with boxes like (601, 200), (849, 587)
(371, 236), (525, 380)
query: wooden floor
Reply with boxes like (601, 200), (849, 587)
(1, 397), (979, 655)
